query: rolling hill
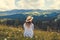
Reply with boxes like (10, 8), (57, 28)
(0, 9), (60, 21)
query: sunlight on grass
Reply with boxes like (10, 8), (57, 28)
(0, 25), (60, 40)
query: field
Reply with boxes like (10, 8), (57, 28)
(0, 25), (60, 40)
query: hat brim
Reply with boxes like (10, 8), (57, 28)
(26, 17), (33, 22)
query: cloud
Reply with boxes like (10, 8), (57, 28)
(0, 0), (16, 11)
(0, 0), (60, 11)
(49, 0), (60, 9)
(16, 0), (45, 9)
(43, 0), (60, 9)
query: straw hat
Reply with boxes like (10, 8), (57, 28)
(26, 16), (33, 22)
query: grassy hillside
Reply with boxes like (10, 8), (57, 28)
(0, 25), (60, 40)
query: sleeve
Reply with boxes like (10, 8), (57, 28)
(32, 23), (34, 30)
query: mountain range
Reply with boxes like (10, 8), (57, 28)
(0, 9), (60, 21)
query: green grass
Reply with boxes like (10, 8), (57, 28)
(0, 25), (60, 40)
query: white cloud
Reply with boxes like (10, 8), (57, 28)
(15, 0), (45, 9)
(0, 0), (16, 11)
(49, 0), (60, 9)
(0, 0), (60, 11)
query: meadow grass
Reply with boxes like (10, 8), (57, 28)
(0, 25), (60, 40)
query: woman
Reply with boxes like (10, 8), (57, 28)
(23, 16), (34, 38)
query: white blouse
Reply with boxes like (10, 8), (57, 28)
(23, 23), (34, 38)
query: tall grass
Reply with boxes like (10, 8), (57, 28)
(0, 25), (60, 40)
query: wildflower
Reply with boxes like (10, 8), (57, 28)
(4, 38), (7, 40)
(6, 32), (8, 34)
(18, 30), (21, 32)
(35, 36), (38, 38)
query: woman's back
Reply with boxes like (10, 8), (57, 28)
(23, 23), (34, 31)
(23, 23), (34, 38)
(23, 16), (34, 38)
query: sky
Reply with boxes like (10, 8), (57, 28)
(0, 0), (60, 11)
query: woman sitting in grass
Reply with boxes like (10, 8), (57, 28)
(23, 16), (34, 38)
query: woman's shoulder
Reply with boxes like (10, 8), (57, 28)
(23, 23), (26, 26)
(31, 23), (34, 26)
(24, 23), (26, 24)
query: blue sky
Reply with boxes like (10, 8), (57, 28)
(0, 0), (60, 11)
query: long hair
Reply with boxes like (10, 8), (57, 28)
(25, 16), (33, 28)
(25, 22), (31, 28)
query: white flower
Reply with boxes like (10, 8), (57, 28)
(4, 38), (7, 40)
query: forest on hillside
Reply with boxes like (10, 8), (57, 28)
(0, 18), (60, 32)
(0, 10), (60, 32)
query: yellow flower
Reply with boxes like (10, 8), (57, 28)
(19, 30), (21, 32)
(35, 36), (38, 38)
(6, 32), (8, 34)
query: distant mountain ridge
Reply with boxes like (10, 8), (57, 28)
(0, 9), (60, 21)
(0, 9), (60, 16)
(0, 12), (59, 21)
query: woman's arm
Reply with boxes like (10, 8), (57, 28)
(32, 23), (34, 30)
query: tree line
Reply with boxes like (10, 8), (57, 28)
(0, 19), (60, 32)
